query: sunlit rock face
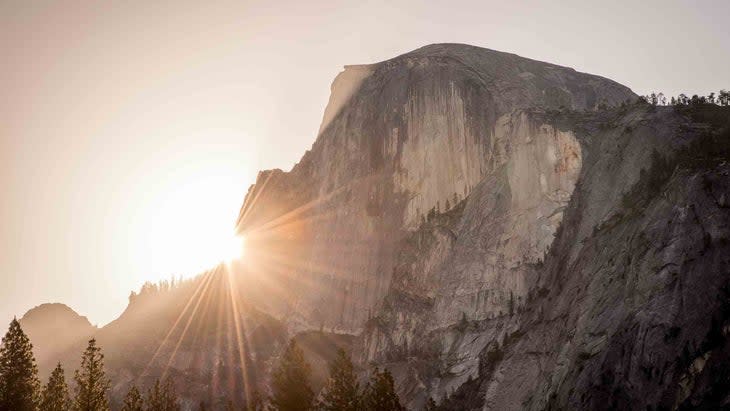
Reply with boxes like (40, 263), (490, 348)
(429, 112), (582, 329)
(236, 43), (633, 334)
(237, 44), (730, 410)
(356, 111), (584, 406)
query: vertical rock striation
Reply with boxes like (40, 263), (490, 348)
(236, 43), (634, 335)
(237, 44), (730, 410)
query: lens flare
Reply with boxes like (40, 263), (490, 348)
(224, 235), (245, 262)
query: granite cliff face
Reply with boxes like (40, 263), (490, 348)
(361, 104), (730, 410)
(237, 43), (730, 410)
(236, 43), (633, 334)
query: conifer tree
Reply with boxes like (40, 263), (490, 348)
(0, 318), (40, 411)
(362, 368), (404, 411)
(120, 385), (143, 411)
(145, 378), (180, 411)
(320, 348), (360, 411)
(40, 362), (70, 411)
(73, 338), (110, 411)
(269, 340), (314, 411)
(720, 90), (730, 106)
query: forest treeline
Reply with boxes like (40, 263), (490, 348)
(638, 90), (729, 106)
(0, 319), (181, 411)
(581, 89), (729, 111)
(0, 319), (431, 411)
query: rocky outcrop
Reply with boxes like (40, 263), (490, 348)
(236, 43), (634, 334)
(368, 105), (730, 410)
(236, 44), (730, 410)
(477, 106), (730, 411)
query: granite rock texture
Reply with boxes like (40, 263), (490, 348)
(238, 44), (730, 410)
(236, 43), (634, 335)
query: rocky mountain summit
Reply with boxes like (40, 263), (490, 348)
(236, 43), (634, 334)
(19, 303), (96, 373)
(236, 43), (730, 410)
(23, 44), (730, 410)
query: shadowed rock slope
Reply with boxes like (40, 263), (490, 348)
(363, 104), (730, 410)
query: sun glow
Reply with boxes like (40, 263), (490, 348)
(122, 162), (254, 283)
(223, 234), (246, 263)
(177, 232), (246, 268)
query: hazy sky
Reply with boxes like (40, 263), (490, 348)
(1, 0), (728, 326)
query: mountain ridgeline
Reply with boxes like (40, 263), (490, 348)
(19, 44), (730, 410)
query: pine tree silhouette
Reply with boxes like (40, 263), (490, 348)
(73, 338), (110, 411)
(120, 385), (144, 411)
(362, 368), (404, 411)
(320, 348), (360, 411)
(0, 318), (40, 411)
(270, 340), (315, 411)
(145, 378), (180, 411)
(40, 362), (71, 411)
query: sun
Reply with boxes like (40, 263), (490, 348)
(221, 234), (245, 263)
(124, 165), (260, 284)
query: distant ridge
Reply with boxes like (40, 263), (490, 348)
(20, 303), (96, 375)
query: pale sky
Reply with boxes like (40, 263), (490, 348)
(1, 0), (728, 326)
